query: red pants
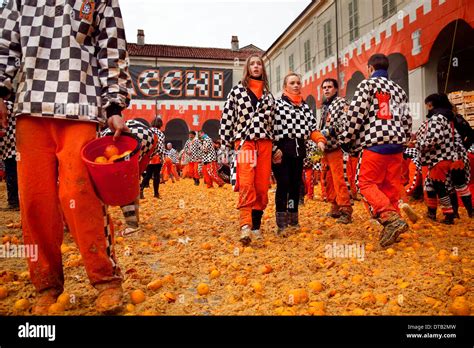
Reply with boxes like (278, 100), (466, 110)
(203, 161), (224, 188)
(318, 169), (327, 201)
(16, 116), (121, 293)
(162, 160), (179, 181)
(235, 139), (272, 228)
(357, 150), (402, 220)
(188, 162), (200, 179)
(322, 149), (352, 211)
(303, 168), (314, 199)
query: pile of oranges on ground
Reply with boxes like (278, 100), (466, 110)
(94, 144), (132, 164)
(0, 180), (472, 316)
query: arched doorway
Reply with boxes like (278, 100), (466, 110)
(388, 53), (409, 95)
(427, 20), (474, 94)
(305, 94), (317, 116)
(202, 119), (220, 141)
(345, 71), (365, 100)
(164, 119), (189, 151)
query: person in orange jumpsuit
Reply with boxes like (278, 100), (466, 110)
(0, 0), (131, 314)
(319, 78), (353, 224)
(339, 54), (412, 247)
(416, 94), (472, 224)
(199, 131), (225, 188)
(162, 143), (180, 183)
(183, 131), (202, 186)
(220, 54), (275, 245)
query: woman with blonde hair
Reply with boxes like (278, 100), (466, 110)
(272, 72), (326, 234)
(220, 54), (275, 245)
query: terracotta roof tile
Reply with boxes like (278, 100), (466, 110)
(127, 43), (263, 61)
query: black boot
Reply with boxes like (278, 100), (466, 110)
(193, 178), (200, 186)
(450, 192), (460, 218)
(288, 211), (299, 227)
(275, 212), (288, 235)
(139, 190), (145, 199)
(153, 181), (160, 198)
(426, 207), (437, 221)
(251, 210), (264, 231)
(460, 195), (473, 217)
(442, 213), (455, 225)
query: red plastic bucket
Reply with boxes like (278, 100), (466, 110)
(81, 133), (141, 206)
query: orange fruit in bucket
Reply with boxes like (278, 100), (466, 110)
(104, 145), (120, 159)
(119, 150), (133, 159)
(108, 155), (121, 163)
(94, 156), (108, 163)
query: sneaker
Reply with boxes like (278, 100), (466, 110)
(326, 211), (341, 219)
(239, 225), (251, 246)
(32, 288), (62, 315)
(95, 283), (124, 315)
(399, 202), (419, 223)
(379, 218), (408, 247)
(251, 229), (263, 240)
(120, 226), (141, 236)
(441, 214), (455, 225)
(336, 213), (352, 224)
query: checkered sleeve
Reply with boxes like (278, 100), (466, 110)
(417, 115), (444, 151)
(339, 80), (370, 144)
(333, 97), (348, 135)
(0, 0), (21, 96)
(220, 91), (236, 148)
(95, 0), (132, 114)
(308, 107), (318, 133)
(152, 129), (165, 158)
(400, 95), (412, 141)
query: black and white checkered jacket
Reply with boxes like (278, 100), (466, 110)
(0, 0), (131, 124)
(403, 147), (421, 172)
(219, 83), (275, 147)
(164, 148), (178, 163)
(184, 138), (202, 162)
(319, 97), (348, 152)
(273, 98), (317, 141)
(416, 113), (462, 168)
(0, 100), (16, 160)
(101, 119), (156, 162)
(339, 77), (412, 152)
(201, 136), (217, 163)
(150, 128), (165, 160)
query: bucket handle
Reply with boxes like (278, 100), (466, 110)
(103, 132), (142, 163)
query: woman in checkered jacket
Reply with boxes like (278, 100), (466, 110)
(272, 73), (326, 235)
(219, 54), (275, 245)
(416, 94), (473, 224)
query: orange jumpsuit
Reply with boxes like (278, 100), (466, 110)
(235, 139), (272, 228)
(16, 117), (121, 293)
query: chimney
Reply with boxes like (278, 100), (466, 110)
(137, 29), (145, 45)
(231, 35), (239, 51)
